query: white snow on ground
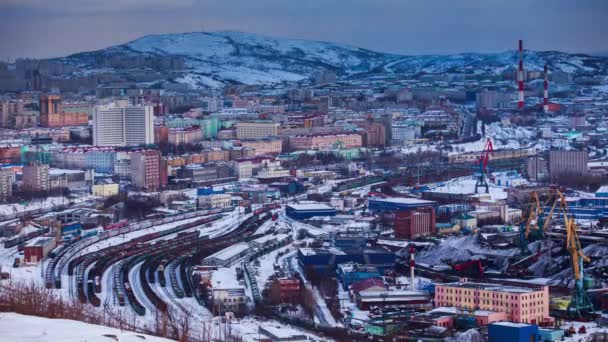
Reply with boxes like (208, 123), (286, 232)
(228, 317), (329, 342)
(310, 285), (340, 327)
(561, 321), (608, 342)
(253, 244), (293, 290)
(430, 176), (508, 200)
(0, 195), (94, 218)
(0, 312), (172, 342)
(0, 245), (45, 285)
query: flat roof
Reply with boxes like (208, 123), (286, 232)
(205, 242), (249, 261)
(368, 197), (435, 205)
(25, 237), (54, 247)
(438, 281), (539, 294)
(287, 203), (335, 211)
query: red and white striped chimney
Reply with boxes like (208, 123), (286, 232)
(517, 39), (525, 109)
(543, 64), (549, 112)
(410, 245), (416, 290)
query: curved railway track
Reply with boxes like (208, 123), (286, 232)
(60, 206), (276, 318)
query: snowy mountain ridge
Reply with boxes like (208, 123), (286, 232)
(58, 31), (608, 88)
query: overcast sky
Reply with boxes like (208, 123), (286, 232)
(1, 0), (607, 60)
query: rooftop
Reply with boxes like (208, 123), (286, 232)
(368, 197), (435, 206)
(438, 281), (540, 294)
(287, 203), (335, 211)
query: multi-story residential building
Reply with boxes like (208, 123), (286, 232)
(288, 133), (362, 151)
(0, 168), (13, 202)
(358, 122), (386, 148)
(217, 129), (236, 140)
(51, 147), (116, 173)
(549, 149), (588, 179)
(0, 99), (24, 128)
(240, 138), (283, 155)
(22, 162), (50, 192)
(0, 144), (22, 164)
(391, 124), (419, 145)
(236, 122), (279, 139)
(234, 160), (253, 178)
(93, 104), (154, 146)
(435, 282), (551, 325)
(130, 150), (167, 191)
(394, 207), (436, 239)
(205, 149), (230, 162)
(168, 126), (202, 146)
(39, 94), (88, 127)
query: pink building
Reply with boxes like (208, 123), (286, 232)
(288, 133), (362, 151)
(423, 307), (507, 328)
(434, 282), (551, 325)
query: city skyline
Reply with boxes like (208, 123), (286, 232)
(1, 0), (607, 60)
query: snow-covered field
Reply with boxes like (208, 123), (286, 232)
(0, 312), (172, 342)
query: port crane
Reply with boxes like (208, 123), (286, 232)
(510, 191), (562, 271)
(474, 138), (494, 194)
(565, 218), (594, 317)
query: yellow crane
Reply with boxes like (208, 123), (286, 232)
(565, 216), (594, 317)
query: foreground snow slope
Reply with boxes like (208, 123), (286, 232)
(0, 312), (172, 342)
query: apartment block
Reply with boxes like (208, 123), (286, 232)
(435, 282), (550, 324)
(288, 133), (362, 151)
(0, 169), (13, 202)
(130, 150), (167, 191)
(236, 122), (279, 139)
(93, 104), (154, 146)
(22, 163), (50, 192)
(549, 149), (588, 179)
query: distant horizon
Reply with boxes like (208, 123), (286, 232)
(3, 29), (608, 62)
(1, 1), (606, 61)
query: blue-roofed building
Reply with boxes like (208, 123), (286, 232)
(197, 187), (224, 196)
(298, 246), (396, 277)
(336, 263), (382, 290)
(367, 197), (437, 213)
(286, 203), (336, 220)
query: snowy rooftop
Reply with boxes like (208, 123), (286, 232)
(367, 197), (435, 205)
(205, 242), (249, 261)
(439, 281), (538, 293)
(287, 203), (335, 211)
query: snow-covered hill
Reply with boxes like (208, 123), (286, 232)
(0, 312), (172, 342)
(57, 31), (608, 88)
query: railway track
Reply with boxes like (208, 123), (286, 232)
(63, 207), (275, 318)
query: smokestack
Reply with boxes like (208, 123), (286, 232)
(543, 64), (549, 112)
(410, 245), (416, 290)
(517, 39), (525, 109)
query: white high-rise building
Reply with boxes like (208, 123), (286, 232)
(93, 104), (154, 146)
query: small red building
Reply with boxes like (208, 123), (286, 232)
(394, 207), (436, 239)
(23, 237), (56, 264)
(272, 278), (301, 304)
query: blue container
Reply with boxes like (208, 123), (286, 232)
(488, 322), (538, 342)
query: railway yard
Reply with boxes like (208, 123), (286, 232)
(1, 169), (608, 341)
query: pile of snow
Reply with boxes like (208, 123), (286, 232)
(447, 328), (483, 342)
(0, 312), (172, 342)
